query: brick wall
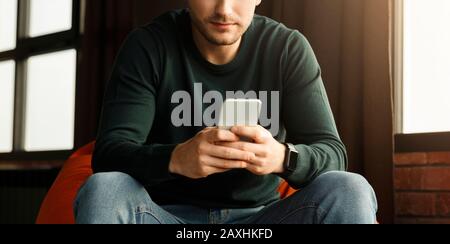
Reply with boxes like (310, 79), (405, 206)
(394, 152), (450, 224)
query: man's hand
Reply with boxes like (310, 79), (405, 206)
(169, 127), (256, 179)
(217, 126), (287, 176)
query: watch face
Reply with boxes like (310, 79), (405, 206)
(287, 153), (297, 171)
(285, 143), (298, 172)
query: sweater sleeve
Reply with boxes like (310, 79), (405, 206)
(92, 28), (177, 186)
(280, 31), (348, 189)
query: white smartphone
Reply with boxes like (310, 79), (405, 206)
(217, 99), (262, 130)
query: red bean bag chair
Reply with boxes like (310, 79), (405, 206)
(36, 142), (95, 224)
(36, 142), (297, 224)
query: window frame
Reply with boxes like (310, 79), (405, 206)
(0, 0), (81, 162)
(394, 0), (450, 153)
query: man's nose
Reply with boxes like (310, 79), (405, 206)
(215, 0), (234, 18)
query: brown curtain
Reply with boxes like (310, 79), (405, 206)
(75, 0), (186, 148)
(259, 0), (394, 223)
(77, 0), (394, 223)
(75, 0), (137, 148)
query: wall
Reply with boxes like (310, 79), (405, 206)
(0, 170), (58, 224)
(0, 187), (48, 224)
(394, 152), (450, 224)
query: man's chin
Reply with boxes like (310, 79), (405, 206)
(205, 35), (241, 46)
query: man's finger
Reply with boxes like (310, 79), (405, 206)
(216, 142), (266, 156)
(207, 129), (240, 143)
(231, 126), (269, 143)
(207, 145), (255, 161)
(203, 155), (248, 169)
(246, 156), (265, 167)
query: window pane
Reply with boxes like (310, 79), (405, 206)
(25, 49), (76, 151)
(403, 0), (450, 133)
(0, 61), (16, 153)
(29, 0), (72, 37)
(0, 0), (18, 52)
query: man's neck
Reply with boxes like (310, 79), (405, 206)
(192, 25), (241, 65)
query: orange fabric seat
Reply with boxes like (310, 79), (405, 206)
(36, 142), (95, 224)
(36, 142), (297, 224)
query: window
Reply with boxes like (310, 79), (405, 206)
(25, 49), (77, 152)
(29, 0), (73, 37)
(396, 0), (450, 134)
(394, 0), (450, 152)
(0, 61), (15, 153)
(0, 0), (18, 52)
(0, 0), (80, 156)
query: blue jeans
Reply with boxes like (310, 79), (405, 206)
(74, 171), (378, 224)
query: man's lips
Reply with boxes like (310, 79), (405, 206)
(210, 22), (236, 30)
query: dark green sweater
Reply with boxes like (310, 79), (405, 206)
(93, 9), (347, 208)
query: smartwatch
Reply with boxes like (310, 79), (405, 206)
(283, 143), (299, 174)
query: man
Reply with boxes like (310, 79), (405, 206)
(74, 0), (378, 224)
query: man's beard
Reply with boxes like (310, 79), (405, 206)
(191, 14), (243, 46)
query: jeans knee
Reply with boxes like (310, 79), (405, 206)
(74, 172), (153, 223)
(80, 172), (127, 193)
(316, 172), (378, 210)
(83, 172), (135, 189)
(76, 172), (147, 207)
